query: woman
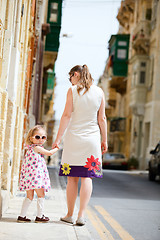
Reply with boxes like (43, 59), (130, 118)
(52, 64), (108, 226)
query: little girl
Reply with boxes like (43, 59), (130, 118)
(17, 125), (58, 223)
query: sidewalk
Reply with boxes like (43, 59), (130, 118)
(0, 167), (92, 240)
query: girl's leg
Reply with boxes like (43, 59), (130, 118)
(26, 189), (35, 200)
(35, 188), (45, 218)
(35, 188), (45, 198)
(78, 177), (92, 218)
(20, 190), (34, 217)
(65, 177), (79, 217)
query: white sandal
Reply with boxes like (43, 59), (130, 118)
(76, 217), (85, 226)
(60, 216), (74, 224)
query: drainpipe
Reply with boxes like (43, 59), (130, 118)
(33, 0), (45, 123)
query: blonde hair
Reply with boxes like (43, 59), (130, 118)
(26, 125), (46, 145)
(69, 64), (94, 94)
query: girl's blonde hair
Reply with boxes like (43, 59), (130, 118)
(69, 64), (94, 94)
(26, 125), (46, 145)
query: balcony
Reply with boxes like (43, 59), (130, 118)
(130, 86), (147, 116)
(45, 0), (63, 52)
(125, 0), (135, 11)
(107, 88), (116, 107)
(117, 0), (135, 27)
(107, 34), (129, 94)
(109, 76), (127, 94)
(110, 118), (126, 132)
(132, 20), (151, 55)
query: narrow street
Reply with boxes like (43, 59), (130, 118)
(0, 167), (160, 240)
(57, 168), (160, 240)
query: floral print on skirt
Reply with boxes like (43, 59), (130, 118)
(59, 155), (103, 178)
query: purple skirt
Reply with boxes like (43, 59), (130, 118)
(59, 165), (103, 178)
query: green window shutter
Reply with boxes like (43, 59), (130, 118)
(45, 0), (63, 52)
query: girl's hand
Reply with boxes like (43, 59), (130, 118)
(101, 141), (108, 155)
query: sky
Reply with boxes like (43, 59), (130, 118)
(54, 0), (121, 120)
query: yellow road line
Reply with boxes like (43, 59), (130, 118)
(95, 206), (135, 240)
(86, 207), (115, 240)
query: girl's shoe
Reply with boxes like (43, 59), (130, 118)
(17, 216), (31, 223)
(35, 215), (50, 223)
(76, 217), (85, 226)
(60, 216), (74, 224)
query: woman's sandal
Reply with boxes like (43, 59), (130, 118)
(76, 217), (85, 226)
(60, 216), (74, 224)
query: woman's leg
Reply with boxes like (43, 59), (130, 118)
(65, 177), (79, 217)
(78, 177), (92, 218)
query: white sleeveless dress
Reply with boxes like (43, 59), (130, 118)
(59, 84), (103, 178)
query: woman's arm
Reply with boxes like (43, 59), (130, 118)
(34, 146), (59, 156)
(98, 91), (108, 154)
(52, 88), (73, 148)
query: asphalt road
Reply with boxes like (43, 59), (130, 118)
(51, 167), (160, 240)
(86, 170), (160, 240)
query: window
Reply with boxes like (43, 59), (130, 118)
(140, 71), (146, 84)
(132, 72), (137, 87)
(117, 49), (126, 59)
(148, 56), (154, 90)
(49, 2), (58, 22)
(129, 119), (132, 132)
(141, 62), (146, 67)
(146, 8), (152, 20)
(139, 61), (147, 84)
(118, 41), (127, 46)
(151, 0), (158, 29)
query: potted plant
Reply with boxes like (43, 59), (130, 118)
(128, 156), (139, 170)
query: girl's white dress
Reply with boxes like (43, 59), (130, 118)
(19, 144), (51, 192)
(59, 84), (103, 178)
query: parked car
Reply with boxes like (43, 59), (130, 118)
(148, 142), (160, 181)
(102, 152), (128, 170)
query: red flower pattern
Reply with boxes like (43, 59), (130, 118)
(84, 155), (100, 172)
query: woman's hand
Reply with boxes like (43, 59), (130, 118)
(52, 139), (60, 149)
(101, 141), (108, 155)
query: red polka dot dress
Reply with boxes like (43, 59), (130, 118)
(19, 144), (51, 192)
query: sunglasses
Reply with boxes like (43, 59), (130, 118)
(69, 73), (74, 82)
(33, 135), (47, 140)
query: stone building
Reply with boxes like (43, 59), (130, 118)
(0, 0), (62, 217)
(41, 0), (63, 150)
(0, 0), (44, 217)
(99, 0), (160, 169)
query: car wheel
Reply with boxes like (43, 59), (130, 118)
(149, 169), (156, 181)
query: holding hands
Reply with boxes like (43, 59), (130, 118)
(52, 138), (60, 150)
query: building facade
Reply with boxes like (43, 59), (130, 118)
(40, 0), (63, 167)
(99, 0), (160, 169)
(0, 0), (62, 217)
